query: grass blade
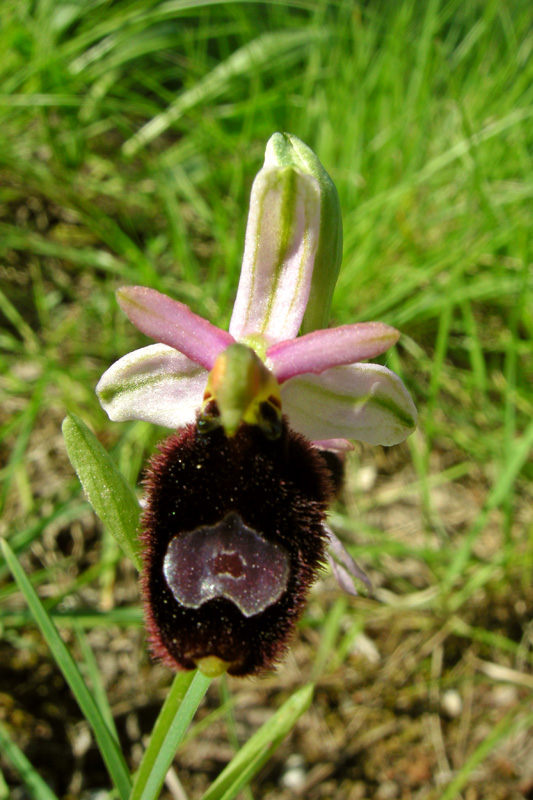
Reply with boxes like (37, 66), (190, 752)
(440, 707), (533, 800)
(75, 624), (121, 745)
(123, 29), (323, 156)
(130, 670), (212, 800)
(218, 676), (254, 800)
(200, 682), (314, 800)
(0, 540), (132, 800)
(444, 418), (533, 591)
(62, 413), (142, 570)
(0, 722), (60, 800)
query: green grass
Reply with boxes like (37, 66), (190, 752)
(1, 0), (532, 798)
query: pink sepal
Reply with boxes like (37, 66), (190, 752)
(117, 286), (234, 370)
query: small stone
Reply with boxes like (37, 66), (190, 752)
(375, 779), (400, 800)
(441, 689), (462, 718)
(353, 465), (377, 492)
(280, 753), (306, 790)
(491, 685), (518, 707)
(351, 632), (380, 664)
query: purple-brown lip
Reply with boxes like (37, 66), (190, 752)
(140, 419), (333, 676)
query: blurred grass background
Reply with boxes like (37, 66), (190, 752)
(0, 0), (532, 798)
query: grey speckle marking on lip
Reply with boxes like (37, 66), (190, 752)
(163, 511), (290, 617)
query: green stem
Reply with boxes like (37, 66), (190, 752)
(129, 670), (212, 800)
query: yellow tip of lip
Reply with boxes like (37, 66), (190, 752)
(195, 655), (230, 678)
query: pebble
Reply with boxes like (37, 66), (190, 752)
(280, 753), (306, 790)
(375, 779), (400, 799)
(441, 689), (463, 718)
(351, 632), (380, 664)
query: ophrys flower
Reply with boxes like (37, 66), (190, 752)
(96, 133), (417, 676)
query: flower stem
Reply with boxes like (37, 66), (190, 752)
(130, 670), (212, 800)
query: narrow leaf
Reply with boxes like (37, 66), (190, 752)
(62, 413), (142, 570)
(445, 417), (533, 589)
(440, 707), (533, 800)
(75, 625), (120, 745)
(122, 30), (320, 157)
(0, 540), (132, 800)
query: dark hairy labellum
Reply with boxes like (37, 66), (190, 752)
(141, 419), (334, 676)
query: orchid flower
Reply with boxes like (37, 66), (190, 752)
(96, 134), (417, 677)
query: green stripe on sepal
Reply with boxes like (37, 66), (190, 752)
(265, 133), (343, 334)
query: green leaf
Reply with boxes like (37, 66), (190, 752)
(62, 412), (142, 570)
(200, 683), (314, 800)
(0, 539), (132, 800)
(130, 670), (212, 800)
(0, 722), (60, 800)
